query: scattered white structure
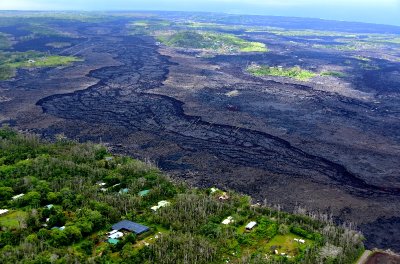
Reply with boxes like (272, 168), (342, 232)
(108, 230), (118, 236)
(274, 249), (279, 255)
(0, 209), (9, 216)
(12, 194), (24, 200)
(98, 182), (106, 187)
(59, 226), (65, 231)
(222, 216), (234, 225)
(210, 187), (218, 194)
(294, 238), (305, 244)
(28, 59), (36, 64)
(108, 231), (124, 239)
(100, 188), (108, 192)
(151, 200), (170, 211)
(245, 221), (257, 230)
(218, 192), (229, 200)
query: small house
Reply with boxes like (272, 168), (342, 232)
(97, 182), (106, 187)
(108, 231), (124, 239)
(0, 209), (9, 216)
(107, 238), (119, 245)
(108, 230), (118, 236)
(138, 190), (150, 197)
(151, 200), (170, 211)
(218, 192), (229, 200)
(45, 204), (54, 209)
(12, 194), (24, 200)
(28, 59), (36, 64)
(210, 187), (218, 194)
(245, 221), (257, 230)
(51, 226), (65, 231)
(221, 216), (234, 225)
(111, 220), (149, 235)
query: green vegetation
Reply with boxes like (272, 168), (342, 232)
(266, 29), (357, 38)
(247, 65), (317, 81)
(0, 211), (27, 229)
(157, 31), (267, 53)
(321, 71), (347, 78)
(0, 33), (11, 50)
(46, 42), (71, 48)
(128, 19), (173, 35)
(0, 127), (365, 263)
(352, 55), (371, 62)
(0, 51), (82, 80)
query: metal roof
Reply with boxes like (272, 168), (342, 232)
(107, 238), (119, 245)
(111, 220), (149, 235)
(138, 190), (150, 197)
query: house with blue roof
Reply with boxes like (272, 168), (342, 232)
(111, 220), (149, 235)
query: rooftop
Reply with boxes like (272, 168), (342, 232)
(111, 220), (149, 235)
(138, 190), (150, 197)
(12, 194), (25, 200)
(0, 209), (9, 215)
(107, 238), (119, 245)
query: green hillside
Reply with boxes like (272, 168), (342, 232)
(158, 31), (267, 53)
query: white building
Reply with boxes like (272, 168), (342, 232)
(222, 216), (234, 225)
(12, 194), (24, 200)
(151, 200), (170, 211)
(0, 209), (9, 216)
(108, 231), (124, 239)
(245, 221), (257, 230)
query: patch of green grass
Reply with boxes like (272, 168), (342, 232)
(0, 210), (27, 229)
(321, 71), (347, 78)
(247, 65), (316, 81)
(9, 55), (82, 68)
(265, 233), (311, 256)
(158, 31), (267, 53)
(0, 51), (82, 80)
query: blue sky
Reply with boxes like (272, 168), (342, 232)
(0, 0), (399, 26)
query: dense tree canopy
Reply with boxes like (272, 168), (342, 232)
(0, 127), (364, 263)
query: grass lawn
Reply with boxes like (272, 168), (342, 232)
(0, 51), (83, 80)
(0, 210), (27, 229)
(265, 233), (311, 256)
(9, 55), (83, 68)
(321, 71), (347, 78)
